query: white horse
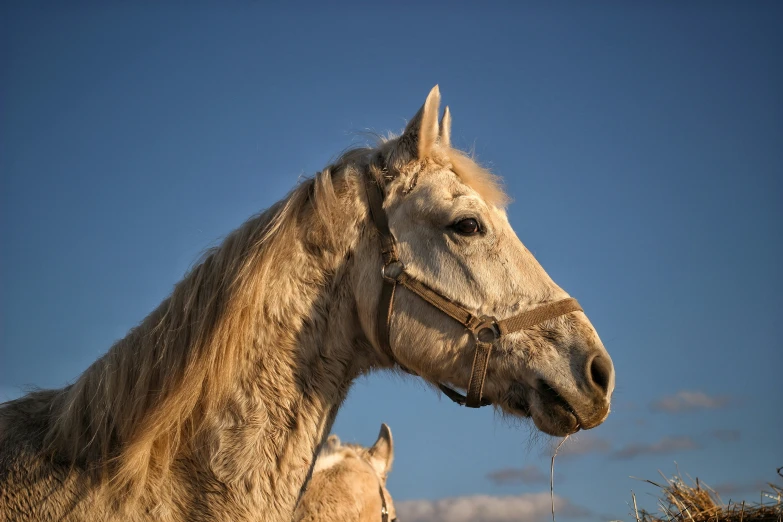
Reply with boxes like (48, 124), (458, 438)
(0, 85), (614, 521)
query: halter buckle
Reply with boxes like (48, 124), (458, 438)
(381, 260), (405, 282)
(472, 317), (500, 344)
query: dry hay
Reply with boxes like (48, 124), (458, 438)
(630, 467), (782, 522)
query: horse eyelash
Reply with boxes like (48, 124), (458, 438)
(402, 174), (419, 195)
(450, 217), (485, 235)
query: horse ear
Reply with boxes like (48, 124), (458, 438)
(398, 85), (441, 161)
(325, 434), (341, 451)
(439, 105), (451, 147)
(368, 423), (394, 478)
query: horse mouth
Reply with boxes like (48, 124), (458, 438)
(531, 381), (581, 436)
(502, 381), (582, 436)
(526, 378), (613, 436)
(504, 380), (605, 436)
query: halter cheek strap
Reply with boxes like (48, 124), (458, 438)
(379, 483), (389, 522)
(364, 171), (582, 408)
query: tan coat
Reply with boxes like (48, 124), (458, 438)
(294, 425), (396, 522)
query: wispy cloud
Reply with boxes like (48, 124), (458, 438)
(711, 429), (741, 442)
(557, 434), (612, 459)
(486, 465), (550, 486)
(396, 492), (591, 522)
(713, 480), (772, 497)
(0, 385), (24, 403)
(651, 391), (730, 413)
(611, 400), (638, 412)
(611, 436), (699, 460)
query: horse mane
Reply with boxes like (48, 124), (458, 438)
(444, 147), (509, 208)
(42, 158), (355, 496)
(40, 135), (504, 497)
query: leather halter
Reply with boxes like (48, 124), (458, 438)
(364, 169), (584, 408)
(379, 483), (390, 522)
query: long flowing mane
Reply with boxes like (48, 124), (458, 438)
(31, 136), (505, 498)
(40, 156), (348, 495)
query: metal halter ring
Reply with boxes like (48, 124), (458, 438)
(381, 260), (405, 282)
(472, 317), (500, 344)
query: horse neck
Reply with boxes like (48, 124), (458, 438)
(173, 177), (378, 520)
(187, 276), (361, 518)
(45, 169), (381, 521)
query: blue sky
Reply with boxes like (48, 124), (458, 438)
(1, 3), (781, 521)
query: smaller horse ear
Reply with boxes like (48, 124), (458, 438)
(439, 105), (451, 148)
(325, 434), (341, 451)
(399, 85), (441, 161)
(368, 423), (394, 478)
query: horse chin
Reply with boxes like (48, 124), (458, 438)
(533, 380), (585, 436)
(529, 401), (580, 437)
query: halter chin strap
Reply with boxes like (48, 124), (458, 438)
(364, 171), (583, 408)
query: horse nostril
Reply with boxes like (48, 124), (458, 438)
(588, 354), (613, 396)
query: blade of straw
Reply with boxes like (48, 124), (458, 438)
(551, 435), (569, 522)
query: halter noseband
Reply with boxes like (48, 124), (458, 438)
(364, 169), (583, 408)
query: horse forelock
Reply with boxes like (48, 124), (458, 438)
(336, 133), (509, 209)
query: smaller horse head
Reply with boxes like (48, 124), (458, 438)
(354, 86), (615, 436)
(295, 424), (396, 522)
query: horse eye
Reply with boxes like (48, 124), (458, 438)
(452, 218), (481, 236)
